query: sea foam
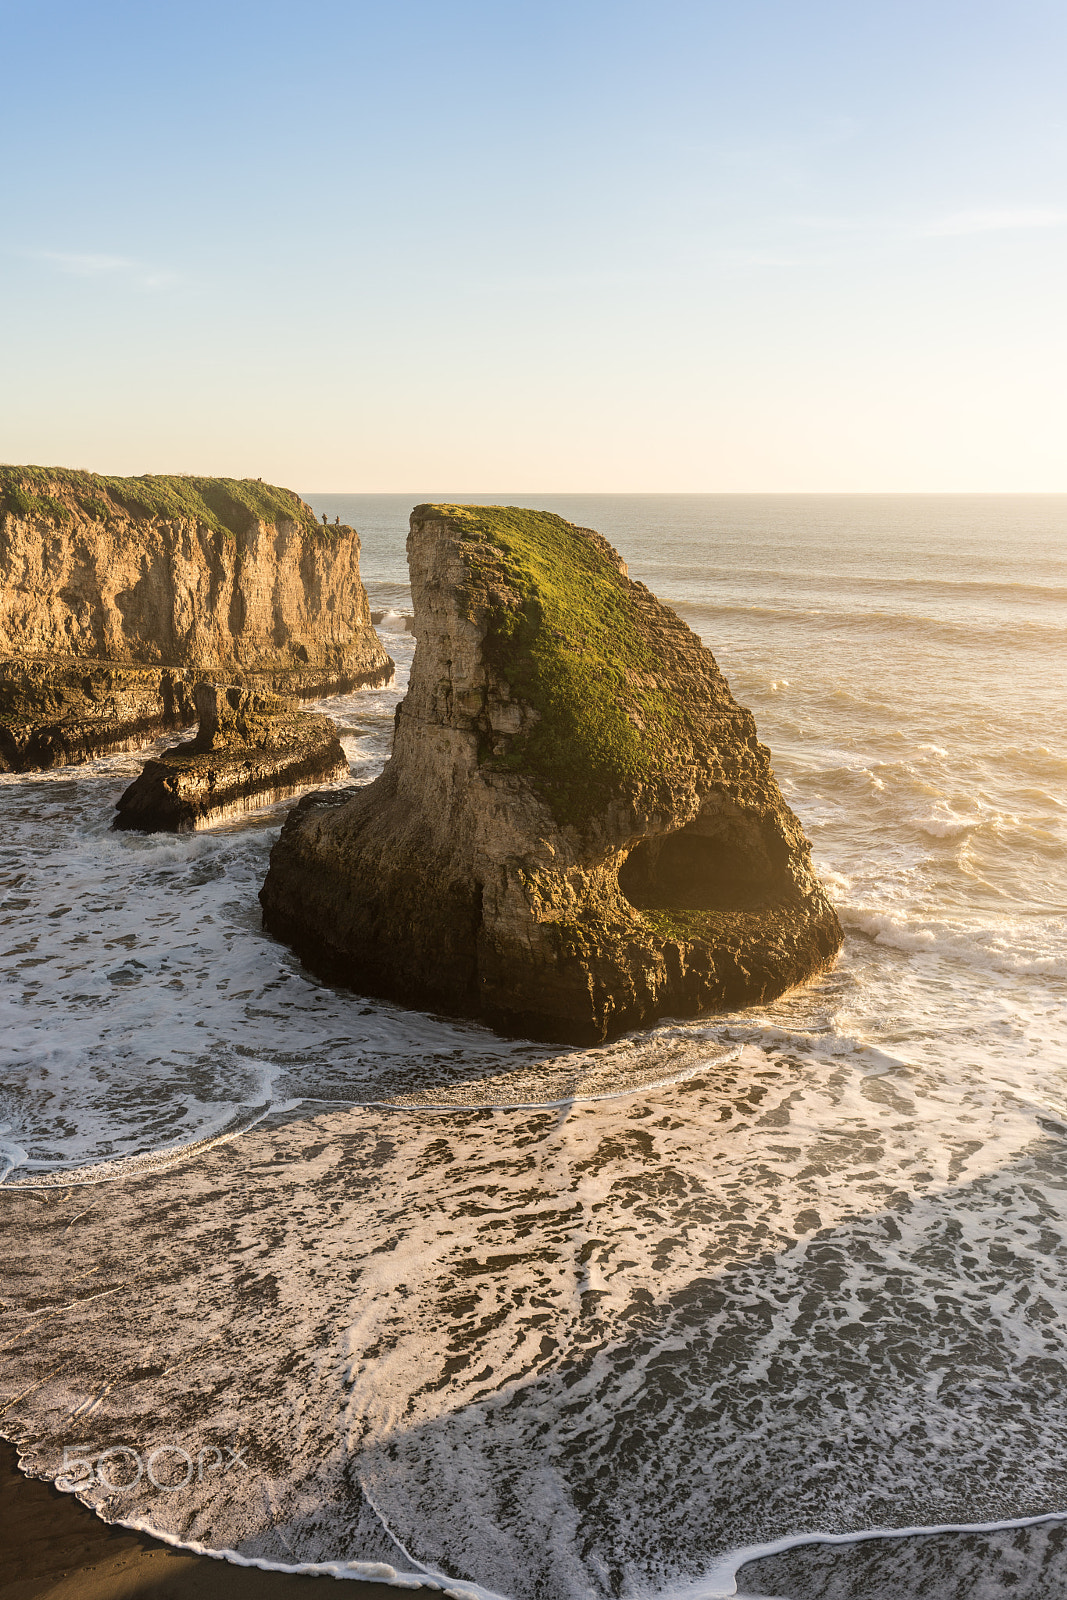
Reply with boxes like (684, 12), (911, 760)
(3, 494), (1067, 1597)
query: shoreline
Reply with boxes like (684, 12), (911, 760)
(0, 1442), (408, 1600)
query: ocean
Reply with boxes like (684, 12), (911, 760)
(1, 494), (1066, 1599)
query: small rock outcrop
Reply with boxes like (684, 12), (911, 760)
(260, 504), (843, 1045)
(113, 682), (349, 833)
(0, 468), (393, 770)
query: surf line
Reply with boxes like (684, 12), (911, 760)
(43, 1505), (1067, 1599)
(106, 1515), (511, 1599)
(668, 1510), (1067, 1599)
(0, 1042), (740, 1190)
(0, 1101), (281, 1189)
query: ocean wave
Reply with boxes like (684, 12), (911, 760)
(673, 596), (1067, 652)
(108, 1517), (489, 1597)
(371, 608), (416, 636)
(912, 808), (982, 839)
(660, 564), (1067, 608)
(842, 903), (1067, 978)
(724, 1511), (1067, 1600)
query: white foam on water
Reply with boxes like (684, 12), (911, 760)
(912, 807), (981, 839)
(2, 497), (1067, 1596)
(105, 1516), (497, 1596)
(3, 1098), (280, 1187)
(6, 1037), (1067, 1597)
(647, 1511), (1067, 1599)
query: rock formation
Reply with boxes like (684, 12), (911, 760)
(0, 657), (200, 771)
(113, 682), (349, 832)
(0, 467), (392, 770)
(260, 504), (842, 1045)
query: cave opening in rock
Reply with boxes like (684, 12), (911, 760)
(618, 808), (788, 913)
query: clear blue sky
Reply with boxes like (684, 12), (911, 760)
(3, 0), (1066, 489)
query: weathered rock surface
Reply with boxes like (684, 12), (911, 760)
(0, 467), (393, 770)
(260, 504), (843, 1045)
(0, 657), (200, 771)
(113, 682), (349, 833)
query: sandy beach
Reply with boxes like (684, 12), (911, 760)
(1, 1443), (403, 1600)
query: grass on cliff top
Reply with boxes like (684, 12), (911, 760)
(419, 503), (691, 825)
(0, 466), (326, 539)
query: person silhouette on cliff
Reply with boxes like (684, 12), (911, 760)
(322, 513), (328, 526)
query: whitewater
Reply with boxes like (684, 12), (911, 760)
(1, 494), (1066, 1598)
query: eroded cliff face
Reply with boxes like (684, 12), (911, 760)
(0, 468), (391, 681)
(0, 468), (393, 769)
(261, 504), (842, 1045)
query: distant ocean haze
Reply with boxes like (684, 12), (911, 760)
(1, 494), (1066, 1598)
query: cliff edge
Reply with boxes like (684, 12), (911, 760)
(0, 467), (393, 769)
(260, 504), (842, 1045)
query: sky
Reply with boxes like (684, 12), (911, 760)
(2, 0), (1066, 491)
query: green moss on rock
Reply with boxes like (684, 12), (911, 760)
(260, 501), (843, 1044)
(420, 503), (710, 824)
(0, 466), (326, 540)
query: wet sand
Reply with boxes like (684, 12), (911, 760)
(0, 1443), (404, 1600)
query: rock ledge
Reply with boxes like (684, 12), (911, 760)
(113, 683), (349, 833)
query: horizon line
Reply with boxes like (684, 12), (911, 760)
(301, 487), (1067, 497)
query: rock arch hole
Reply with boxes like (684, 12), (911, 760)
(618, 808), (789, 913)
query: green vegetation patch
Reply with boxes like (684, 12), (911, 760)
(2, 481), (73, 525)
(0, 466), (324, 539)
(419, 504), (700, 825)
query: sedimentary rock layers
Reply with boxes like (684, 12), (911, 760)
(0, 658), (200, 772)
(261, 504), (842, 1045)
(113, 683), (349, 833)
(0, 468), (393, 769)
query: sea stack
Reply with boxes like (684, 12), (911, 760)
(113, 682), (350, 833)
(0, 468), (393, 771)
(260, 505), (843, 1044)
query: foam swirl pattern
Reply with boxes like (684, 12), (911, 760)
(2, 495), (1066, 1598)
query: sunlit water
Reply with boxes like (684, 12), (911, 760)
(2, 496), (1066, 1598)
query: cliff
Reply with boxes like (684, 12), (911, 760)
(260, 504), (842, 1045)
(0, 467), (393, 769)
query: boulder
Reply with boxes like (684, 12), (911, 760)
(260, 504), (843, 1044)
(113, 682), (349, 833)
